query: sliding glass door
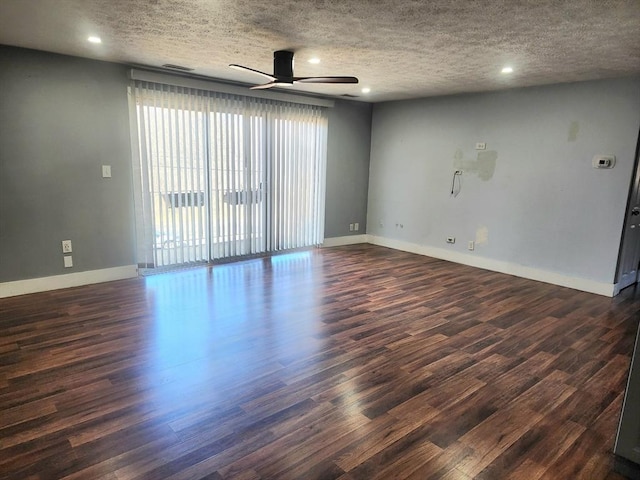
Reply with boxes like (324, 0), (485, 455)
(132, 82), (327, 270)
(208, 109), (265, 259)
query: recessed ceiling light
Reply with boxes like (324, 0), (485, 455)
(501, 66), (513, 74)
(308, 58), (321, 64)
(88, 36), (102, 44)
(361, 87), (371, 94)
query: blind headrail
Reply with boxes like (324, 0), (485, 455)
(129, 69), (335, 108)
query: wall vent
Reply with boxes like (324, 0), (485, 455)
(161, 64), (194, 72)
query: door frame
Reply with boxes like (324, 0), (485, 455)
(614, 129), (640, 295)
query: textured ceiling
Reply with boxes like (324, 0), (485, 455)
(0, 0), (639, 102)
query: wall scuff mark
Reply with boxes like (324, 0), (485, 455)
(568, 121), (580, 142)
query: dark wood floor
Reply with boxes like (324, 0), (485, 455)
(1, 244), (639, 480)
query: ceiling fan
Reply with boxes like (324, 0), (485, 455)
(230, 50), (359, 90)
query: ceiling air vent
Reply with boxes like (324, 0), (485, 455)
(341, 94), (359, 98)
(162, 64), (194, 72)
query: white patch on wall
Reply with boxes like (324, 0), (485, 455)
(453, 149), (497, 181)
(475, 226), (489, 245)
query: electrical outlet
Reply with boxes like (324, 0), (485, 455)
(64, 256), (73, 268)
(349, 223), (354, 232)
(446, 237), (455, 244)
(475, 142), (486, 150)
(468, 240), (475, 251)
(62, 240), (72, 253)
(354, 222), (359, 231)
(592, 155), (616, 169)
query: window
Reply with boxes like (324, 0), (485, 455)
(131, 81), (327, 269)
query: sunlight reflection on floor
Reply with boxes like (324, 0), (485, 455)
(141, 251), (323, 407)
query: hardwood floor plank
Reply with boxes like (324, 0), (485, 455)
(0, 244), (638, 479)
(509, 377), (576, 414)
(397, 369), (486, 412)
(538, 428), (614, 480)
(457, 404), (544, 477)
(333, 414), (424, 472)
(338, 424), (443, 480)
(0, 397), (58, 430)
(474, 418), (585, 480)
(217, 406), (368, 479)
(399, 441), (475, 480)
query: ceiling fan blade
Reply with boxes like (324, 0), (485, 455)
(294, 76), (359, 84)
(250, 82), (277, 90)
(232, 52), (359, 90)
(229, 64), (276, 81)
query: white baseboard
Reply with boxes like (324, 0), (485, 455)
(368, 235), (616, 297)
(0, 242), (616, 298)
(322, 235), (369, 247)
(0, 265), (138, 298)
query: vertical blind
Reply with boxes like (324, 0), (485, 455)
(131, 80), (328, 269)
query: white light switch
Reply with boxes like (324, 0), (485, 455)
(64, 256), (73, 268)
(102, 165), (112, 178)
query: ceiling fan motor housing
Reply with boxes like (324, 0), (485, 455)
(274, 50), (294, 80)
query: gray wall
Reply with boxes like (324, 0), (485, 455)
(0, 47), (373, 283)
(0, 47), (135, 282)
(367, 78), (640, 284)
(325, 99), (372, 238)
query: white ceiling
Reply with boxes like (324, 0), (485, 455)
(0, 0), (639, 102)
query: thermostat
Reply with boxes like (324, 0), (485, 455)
(592, 155), (616, 169)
